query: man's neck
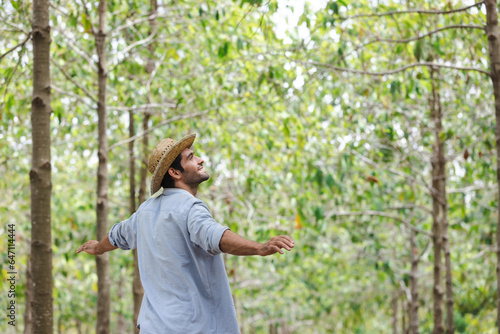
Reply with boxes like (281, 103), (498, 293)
(174, 183), (198, 197)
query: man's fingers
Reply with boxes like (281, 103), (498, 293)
(76, 240), (97, 254)
(273, 241), (290, 251)
(272, 245), (284, 255)
(271, 236), (295, 251)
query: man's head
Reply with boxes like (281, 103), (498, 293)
(161, 148), (209, 189)
(148, 134), (197, 194)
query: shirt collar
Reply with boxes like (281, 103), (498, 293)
(162, 187), (194, 197)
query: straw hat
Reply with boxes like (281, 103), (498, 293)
(148, 134), (196, 194)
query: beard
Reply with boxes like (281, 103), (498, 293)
(183, 168), (210, 186)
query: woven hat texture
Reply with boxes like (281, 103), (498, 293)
(148, 133), (196, 195)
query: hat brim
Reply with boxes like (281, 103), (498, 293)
(150, 134), (196, 195)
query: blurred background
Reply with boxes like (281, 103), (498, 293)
(1, 0), (498, 332)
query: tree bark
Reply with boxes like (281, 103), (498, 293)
(138, 112), (150, 205)
(133, 112), (149, 334)
(430, 69), (454, 334)
(484, 2), (500, 334)
(430, 68), (445, 334)
(409, 228), (419, 334)
(129, 110), (136, 213)
(134, 112), (149, 333)
(393, 288), (399, 334)
(94, 1), (111, 333)
(443, 201), (454, 334)
(30, 0), (53, 332)
(128, 108), (143, 333)
(116, 278), (126, 334)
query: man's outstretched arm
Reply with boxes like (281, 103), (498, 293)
(219, 230), (294, 256)
(76, 233), (118, 255)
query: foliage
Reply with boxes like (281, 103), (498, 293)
(0, 0), (498, 332)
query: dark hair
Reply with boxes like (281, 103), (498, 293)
(160, 153), (184, 189)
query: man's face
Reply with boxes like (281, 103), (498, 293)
(179, 148), (210, 185)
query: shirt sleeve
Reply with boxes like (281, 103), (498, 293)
(108, 212), (139, 250)
(187, 201), (229, 256)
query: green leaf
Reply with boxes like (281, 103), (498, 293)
(81, 13), (92, 33)
(414, 40), (422, 61)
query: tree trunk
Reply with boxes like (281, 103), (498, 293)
(484, 3), (500, 334)
(409, 228), (419, 334)
(30, 0), (53, 332)
(128, 109), (143, 333)
(430, 68), (445, 334)
(443, 204), (454, 334)
(94, 1), (111, 333)
(393, 288), (399, 334)
(77, 319), (82, 334)
(129, 110), (136, 212)
(431, 70), (454, 334)
(116, 278), (126, 334)
(138, 112), (150, 205)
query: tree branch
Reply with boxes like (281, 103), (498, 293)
(146, 51), (167, 103)
(350, 148), (432, 193)
(53, 27), (98, 72)
(348, 25), (485, 57)
(109, 11), (185, 35)
(119, 29), (158, 56)
(298, 60), (491, 77)
(4, 21), (29, 34)
(386, 204), (432, 214)
(107, 102), (177, 112)
(0, 32), (31, 61)
(109, 97), (247, 150)
(448, 184), (497, 193)
(326, 210), (432, 237)
(51, 85), (95, 108)
(109, 111), (207, 150)
(337, 1), (485, 20)
(51, 59), (97, 104)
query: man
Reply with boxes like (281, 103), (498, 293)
(77, 134), (295, 333)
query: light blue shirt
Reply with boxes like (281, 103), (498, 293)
(108, 188), (240, 334)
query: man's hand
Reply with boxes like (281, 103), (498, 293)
(76, 240), (103, 255)
(76, 233), (118, 255)
(258, 236), (295, 256)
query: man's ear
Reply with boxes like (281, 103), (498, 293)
(168, 167), (182, 180)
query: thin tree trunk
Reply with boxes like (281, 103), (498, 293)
(129, 111), (136, 212)
(77, 319), (82, 334)
(30, 0), (53, 331)
(402, 293), (407, 334)
(95, 1), (111, 333)
(116, 278), (126, 333)
(393, 287), (399, 334)
(430, 68), (445, 334)
(128, 109), (143, 333)
(441, 128), (454, 334)
(138, 112), (150, 205)
(133, 113), (149, 333)
(431, 69), (454, 334)
(484, 3), (500, 334)
(409, 228), (419, 334)
(23, 250), (32, 334)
